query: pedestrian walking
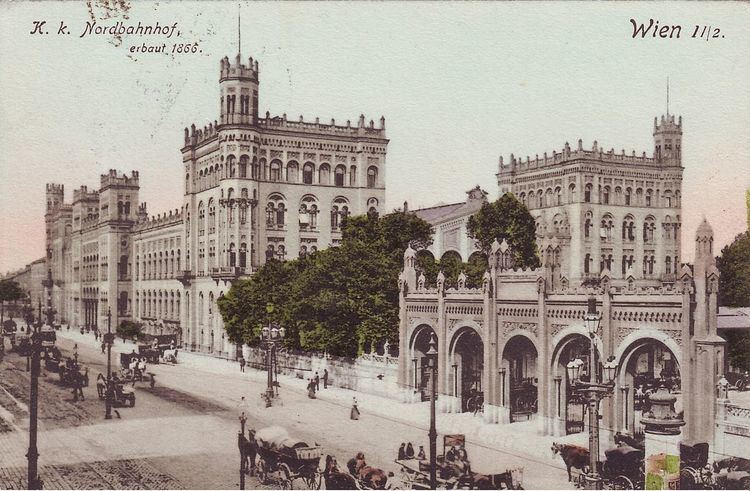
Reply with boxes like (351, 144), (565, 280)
(239, 356), (246, 372)
(307, 379), (317, 399)
(314, 371), (320, 391)
(350, 397), (360, 420)
(323, 368), (329, 389)
(101, 341), (106, 354)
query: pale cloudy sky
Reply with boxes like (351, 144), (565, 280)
(1, 1), (748, 273)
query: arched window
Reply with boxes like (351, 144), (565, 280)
(584, 215), (592, 239)
(299, 245), (308, 258)
(266, 194), (286, 228)
(286, 161), (299, 182)
(319, 164), (331, 185)
(665, 256), (672, 274)
(239, 155), (248, 178)
(334, 165), (346, 187)
(227, 188), (235, 223)
(252, 157), (259, 179)
(349, 165), (357, 186)
(603, 186), (610, 205)
(228, 155), (236, 177)
(208, 199), (216, 234)
(645, 189), (653, 207)
(331, 197), (350, 229)
(614, 186), (622, 205)
(584, 183), (592, 203)
(276, 203), (285, 225)
(622, 215), (635, 242)
(367, 166), (377, 188)
(538, 189), (544, 208)
(229, 243), (236, 267)
(198, 201), (205, 236)
(303, 163), (314, 184)
(270, 160), (281, 181)
(239, 243), (247, 268)
(643, 216), (655, 242)
(299, 195), (319, 229)
(555, 186), (562, 205)
(527, 191), (535, 208)
(568, 183), (576, 203)
(601, 214), (614, 241)
(584, 253), (591, 274)
(625, 187), (632, 206)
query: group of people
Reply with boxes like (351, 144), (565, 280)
(397, 442), (426, 461)
(128, 352), (148, 381)
(306, 370), (330, 398)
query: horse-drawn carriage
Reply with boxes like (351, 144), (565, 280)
(254, 426), (323, 489)
(96, 374), (136, 407)
(395, 435), (523, 490)
(596, 445), (645, 489)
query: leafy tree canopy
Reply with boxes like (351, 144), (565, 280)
(466, 193), (540, 269)
(218, 211), (433, 357)
(717, 231), (750, 372)
(0, 279), (25, 303)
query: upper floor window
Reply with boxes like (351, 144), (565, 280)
(270, 160), (281, 182)
(568, 183), (576, 204)
(625, 188), (632, 206)
(367, 166), (378, 188)
(239, 155), (248, 178)
(584, 184), (592, 203)
(303, 163), (314, 184)
(319, 164), (331, 185)
(603, 186), (610, 205)
(645, 189), (653, 207)
(334, 165), (346, 187)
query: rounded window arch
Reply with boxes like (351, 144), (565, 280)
(239, 155), (249, 178)
(334, 165), (346, 187)
(367, 197), (379, 215)
(319, 163), (331, 185)
(269, 160), (282, 182)
(331, 196), (350, 229)
(584, 183), (593, 203)
(300, 195), (319, 229)
(267, 193), (286, 228)
(303, 162), (315, 184)
(568, 183), (576, 204)
(367, 166), (378, 188)
(349, 165), (357, 186)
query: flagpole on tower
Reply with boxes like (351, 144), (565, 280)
(238, 3), (241, 58)
(666, 76), (670, 116)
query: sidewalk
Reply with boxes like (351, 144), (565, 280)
(57, 328), (585, 468)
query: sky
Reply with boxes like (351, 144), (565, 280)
(1, 1), (748, 274)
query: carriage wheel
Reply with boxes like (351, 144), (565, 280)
(278, 463), (292, 489)
(679, 467), (701, 490)
(611, 476), (634, 489)
(303, 473), (321, 490)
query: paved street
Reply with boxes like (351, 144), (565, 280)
(1, 326), (577, 489)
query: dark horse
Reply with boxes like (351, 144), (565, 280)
(324, 455), (358, 490)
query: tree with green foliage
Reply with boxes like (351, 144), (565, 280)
(717, 231), (750, 371)
(116, 320), (143, 341)
(0, 279), (25, 324)
(466, 193), (540, 269)
(218, 210), (434, 357)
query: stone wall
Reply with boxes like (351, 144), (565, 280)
(241, 345), (400, 399)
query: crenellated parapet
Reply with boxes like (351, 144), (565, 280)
(183, 121), (220, 148)
(497, 139), (659, 176)
(72, 185), (99, 203)
(259, 112), (387, 139)
(133, 208), (183, 232)
(100, 169), (139, 189)
(219, 54), (259, 83)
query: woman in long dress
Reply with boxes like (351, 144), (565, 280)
(350, 397), (360, 420)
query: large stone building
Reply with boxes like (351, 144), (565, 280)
(39, 49), (388, 357)
(399, 114), (726, 449)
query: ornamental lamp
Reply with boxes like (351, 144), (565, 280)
(602, 359), (618, 384)
(426, 333), (438, 368)
(567, 358), (584, 385)
(584, 296), (600, 335)
(270, 327), (279, 339)
(278, 327), (286, 339)
(261, 325), (269, 339)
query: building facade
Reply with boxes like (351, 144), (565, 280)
(39, 49), (388, 357)
(398, 114), (725, 448)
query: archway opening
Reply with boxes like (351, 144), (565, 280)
(554, 334), (593, 435)
(618, 339), (681, 437)
(451, 327), (484, 412)
(502, 335), (538, 422)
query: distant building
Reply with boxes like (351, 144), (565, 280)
(38, 48), (388, 357)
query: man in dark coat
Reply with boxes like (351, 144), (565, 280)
(314, 372), (320, 391)
(323, 368), (329, 389)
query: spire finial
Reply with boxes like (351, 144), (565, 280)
(238, 3), (242, 59)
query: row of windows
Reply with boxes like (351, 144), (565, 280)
(519, 184), (680, 209)
(191, 156), (380, 192)
(136, 250), (182, 280)
(583, 254), (679, 275)
(583, 215), (679, 243)
(136, 289), (181, 320)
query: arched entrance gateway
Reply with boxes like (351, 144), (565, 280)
(449, 327), (484, 412)
(615, 337), (681, 436)
(551, 332), (604, 435)
(501, 335), (539, 422)
(410, 325), (437, 401)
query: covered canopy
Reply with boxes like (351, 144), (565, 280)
(255, 426), (309, 452)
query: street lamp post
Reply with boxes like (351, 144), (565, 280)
(26, 319), (43, 489)
(566, 296), (618, 491)
(426, 333), (438, 490)
(238, 396), (249, 490)
(259, 306), (285, 408)
(105, 308), (113, 420)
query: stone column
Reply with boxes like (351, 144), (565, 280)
(537, 277), (550, 434)
(437, 273), (448, 411)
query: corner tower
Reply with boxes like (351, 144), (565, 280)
(653, 113), (682, 166)
(219, 54), (259, 126)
